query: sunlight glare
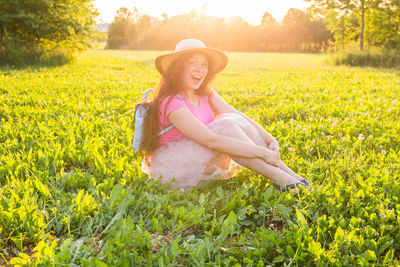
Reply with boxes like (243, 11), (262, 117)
(94, 0), (310, 25)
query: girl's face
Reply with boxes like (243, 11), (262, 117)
(181, 53), (209, 91)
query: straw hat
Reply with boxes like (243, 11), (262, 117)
(155, 39), (228, 75)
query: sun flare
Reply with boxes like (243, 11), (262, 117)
(94, 0), (310, 25)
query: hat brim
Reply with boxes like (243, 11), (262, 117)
(155, 47), (228, 76)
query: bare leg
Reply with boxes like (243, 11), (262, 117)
(278, 161), (305, 182)
(230, 156), (299, 186)
(230, 114), (305, 183)
(212, 117), (299, 186)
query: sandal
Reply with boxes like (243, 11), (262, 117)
(277, 182), (307, 194)
(301, 179), (311, 187)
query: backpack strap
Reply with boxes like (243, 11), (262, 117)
(158, 124), (174, 136)
(142, 88), (154, 102)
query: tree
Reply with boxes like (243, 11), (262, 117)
(259, 12), (278, 51)
(161, 12), (168, 21)
(0, 0), (98, 64)
(262, 12), (277, 27)
(305, 0), (368, 50)
(282, 9), (313, 51)
(360, 0), (365, 50)
(136, 14), (151, 47)
(107, 7), (137, 49)
(365, 0), (400, 49)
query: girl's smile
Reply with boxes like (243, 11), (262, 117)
(182, 53), (208, 91)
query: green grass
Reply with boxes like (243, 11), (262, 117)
(0, 45), (75, 67)
(330, 49), (400, 69)
(1, 49), (399, 266)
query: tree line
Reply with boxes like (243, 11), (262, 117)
(107, 1), (400, 53)
(0, 0), (398, 66)
(107, 8), (331, 53)
(306, 0), (400, 51)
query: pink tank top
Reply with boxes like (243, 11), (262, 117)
(158, 93), (215, 146)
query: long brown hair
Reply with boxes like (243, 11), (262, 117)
(141, 52), (215, 155)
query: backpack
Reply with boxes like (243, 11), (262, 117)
(132, 89), (183, 152)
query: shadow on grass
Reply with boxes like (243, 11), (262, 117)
(0, 47), (75, 73)
(327, 50), (400, 74)
(0, 59), (71, 74)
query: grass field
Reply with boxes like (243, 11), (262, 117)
(1, 50), (399, 266)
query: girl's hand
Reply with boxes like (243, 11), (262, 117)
(260, 148), (280, 167)
(268, 140), (280, 152)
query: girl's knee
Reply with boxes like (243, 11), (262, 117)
(215, 117), (241, 135)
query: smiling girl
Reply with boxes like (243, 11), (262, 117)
(140, 39), (310, 192)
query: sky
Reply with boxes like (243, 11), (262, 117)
(94, 0), (310, 25)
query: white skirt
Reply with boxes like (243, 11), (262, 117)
(142, 113), (263, 189)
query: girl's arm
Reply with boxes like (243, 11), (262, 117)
(167, 107), (280, 166)
(209, 90), (279, 151)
